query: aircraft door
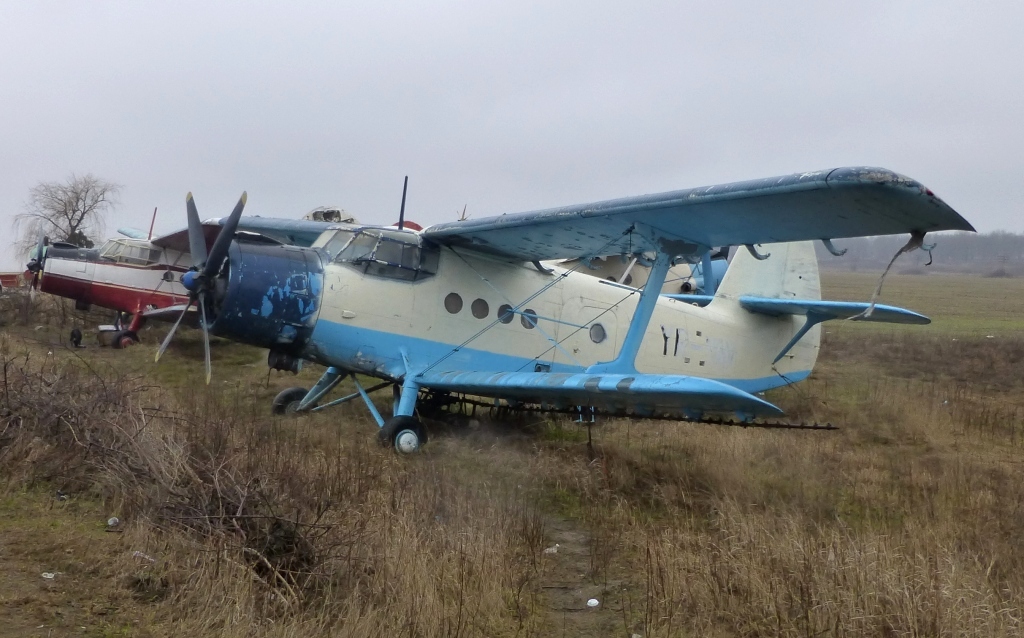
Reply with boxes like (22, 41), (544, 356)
(76, 259), (95, 300)
(550, 298), (618, 370)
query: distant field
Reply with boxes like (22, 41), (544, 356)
(822, 271), (1024, 335)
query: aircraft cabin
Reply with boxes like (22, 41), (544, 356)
(98, 238), (162, 267)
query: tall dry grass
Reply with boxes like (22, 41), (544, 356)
(4, 318), (1024, 636)
(0, 333), (547, 637)
(523, 333), (1024, 636)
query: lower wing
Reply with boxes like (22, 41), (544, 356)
(416, 370), (783, 419)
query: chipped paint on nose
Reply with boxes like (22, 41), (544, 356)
(210, 242), (324, 352)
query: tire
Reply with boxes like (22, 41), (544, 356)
(110, 330), (139, 349)
(378, 416), (427, 453)
(272, 387), (310, 415)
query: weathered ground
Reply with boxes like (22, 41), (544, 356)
(1, 272), (1023, 637)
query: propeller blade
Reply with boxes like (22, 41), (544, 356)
(202, 192), (247, 280)
(186, 193), (208, 268)
(199, 295), (212, 384)
(154, 299), (194, 362)
(26, 234), (49, 283)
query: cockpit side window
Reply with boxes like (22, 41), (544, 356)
(99, 240), (122, 260)
(98, 239), (160, 266)
(320, 229), (355, 259)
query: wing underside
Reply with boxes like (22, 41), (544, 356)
(152, 217), (340, 253)
(422, 167), (974, 262)
(417, 370), (783, 418)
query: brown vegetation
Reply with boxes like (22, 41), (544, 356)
(2, 280), (1024, 636)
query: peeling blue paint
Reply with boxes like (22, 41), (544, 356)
(210, 242), (324, 352)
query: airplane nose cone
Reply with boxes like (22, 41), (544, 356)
(182, 270), (200, 292)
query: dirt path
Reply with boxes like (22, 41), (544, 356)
(538, 515), (627, 637)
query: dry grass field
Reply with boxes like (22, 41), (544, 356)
(2, 271), (1023, 637)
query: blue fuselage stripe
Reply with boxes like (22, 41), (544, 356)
(306, 319), (808, 394)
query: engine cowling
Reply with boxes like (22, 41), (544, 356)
(209, 241), (324, 356)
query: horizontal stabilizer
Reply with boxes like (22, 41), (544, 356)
(685, 295), (931, 364)
(117, 227), (149, 240)
(663, 294), (929, 325)
(736, 297), (930, 324)
(417, 370), (783, 418)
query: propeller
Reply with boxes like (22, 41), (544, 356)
(25, 234), (49, 290)
(22, 234), (50, 320)
(155, 192), (247, 384)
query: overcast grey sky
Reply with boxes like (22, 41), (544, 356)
(2, 1), (1021, 270)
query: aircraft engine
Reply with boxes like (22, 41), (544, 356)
(209, 241), (324, 357)
(156, 191), (324, 382)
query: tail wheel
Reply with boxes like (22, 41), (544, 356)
(272, 387), (310, 415)
(378, 416), (427, 453)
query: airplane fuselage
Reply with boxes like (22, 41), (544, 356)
(41, 240), (190, 317)
(256, 229), (823, 395)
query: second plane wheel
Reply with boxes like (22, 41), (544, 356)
(378, 416), (427, 453)
(272, 387), (309, 415)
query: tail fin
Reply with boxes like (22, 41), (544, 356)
(710, 241), (822, 384)
(714, 242), (821, 302)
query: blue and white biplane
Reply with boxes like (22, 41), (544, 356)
(155, 167), (973, 452)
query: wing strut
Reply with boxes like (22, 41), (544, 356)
(700, 250), (717, 295)
(586, 252), (672, 375)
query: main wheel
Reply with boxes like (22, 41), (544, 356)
(272, 387), (309, 415)
(378, 416), (427, 453)
(110, 330), (139, 349)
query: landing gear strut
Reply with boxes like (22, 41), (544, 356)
(269, 366), (428, 454)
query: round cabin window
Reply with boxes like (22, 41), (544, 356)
(589, 323), (606, 343)
(497, 304), (515, 324)
(471, 298), (489, 319)
(521, 309), (538, 329)
(444, 292), (463, 314)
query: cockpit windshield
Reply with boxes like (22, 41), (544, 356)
(98, 239), (161, 266)
(321, 228), (439, 281)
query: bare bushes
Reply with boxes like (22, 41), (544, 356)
(0, 337), (545, 635)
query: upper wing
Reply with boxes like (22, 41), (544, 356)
(417, 370), (783, 418)
(152, 217), (343, 253)
(422, 167), (974, 262)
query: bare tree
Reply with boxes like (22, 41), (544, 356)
(16, 173), (121, 255)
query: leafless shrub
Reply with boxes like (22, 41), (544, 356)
(0, 336), (546, 635)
